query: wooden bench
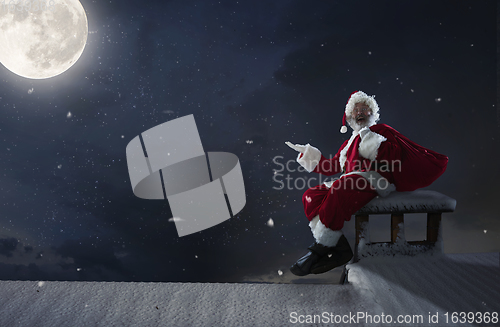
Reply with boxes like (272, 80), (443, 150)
(353, 190), (456, 261)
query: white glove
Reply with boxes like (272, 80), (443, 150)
(285, 141), (306, 153)
(359, 127), (371, 139)
(286, 141), (321, 172)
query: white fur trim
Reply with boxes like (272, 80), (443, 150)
(309, 215), (320, 232)
(358, 131), (387, 161)
(339, 132), (358, 171)
(344, 171), (396, 197)
(323, 180), (334, 188)
(296, 144), (321, 173)
(309, 215), (343, 247)
(345, 91), (380, 122)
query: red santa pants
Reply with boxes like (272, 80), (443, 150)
(302, 174), (378, 231)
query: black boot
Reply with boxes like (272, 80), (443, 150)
(289, 242), (334, 276)
(310, 235), (353, 274)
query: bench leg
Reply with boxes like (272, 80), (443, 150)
(355, 214), (369, 244)
(354, 214), (369, 263)
(427, 213), (441, 243)
(391, 214), (404, 243)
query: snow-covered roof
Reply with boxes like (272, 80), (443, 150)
(0, 252), (497, 326)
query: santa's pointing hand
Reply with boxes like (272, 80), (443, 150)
(285, 141), (321, 173)
(285, 141), (307, 153)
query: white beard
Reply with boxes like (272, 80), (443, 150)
(347, 115), (377, 133)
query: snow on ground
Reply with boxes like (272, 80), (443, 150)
(0, 252), (498, 326)
(347, 252), (499, 326)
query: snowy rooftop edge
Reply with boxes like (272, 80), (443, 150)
(0, 252), (498, 327)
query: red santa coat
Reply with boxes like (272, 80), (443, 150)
(298, 124), (448, 233)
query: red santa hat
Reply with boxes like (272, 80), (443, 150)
(340, 90), (380, 133)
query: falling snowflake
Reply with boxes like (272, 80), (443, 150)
(28, 88), (34, 94)
(77, 268), (82, 271)
(246, 140), (253, 144)
(266, 218), (274, 227)
(67, 111), (72, 118)
(38, 281), (45, 287)
(435, 98), (442, 103)
(278, 270), (283, 276)
(483, 230), (487, 234)
(121, 135), (125, 138)
(57, 164), (62, 169)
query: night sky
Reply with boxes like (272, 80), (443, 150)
(0, 0), (498, 283)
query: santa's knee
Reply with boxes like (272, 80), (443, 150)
(302, 189), (315, 205)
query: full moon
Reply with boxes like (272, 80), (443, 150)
(0, 0), (88, 79)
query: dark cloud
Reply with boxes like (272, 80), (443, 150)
(0, 263), (49, 281)
(55, 238), (127, 278)
(0, 238), (18, 257)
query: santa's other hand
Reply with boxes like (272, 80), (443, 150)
(359, 127), (371, 139)
(285, 141), (306, 153)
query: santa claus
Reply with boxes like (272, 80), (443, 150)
(286, 91), (448, 276)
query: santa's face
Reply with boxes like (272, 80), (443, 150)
(349, 102), (373, 130)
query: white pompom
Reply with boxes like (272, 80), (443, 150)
(340, 125), (347, 133)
